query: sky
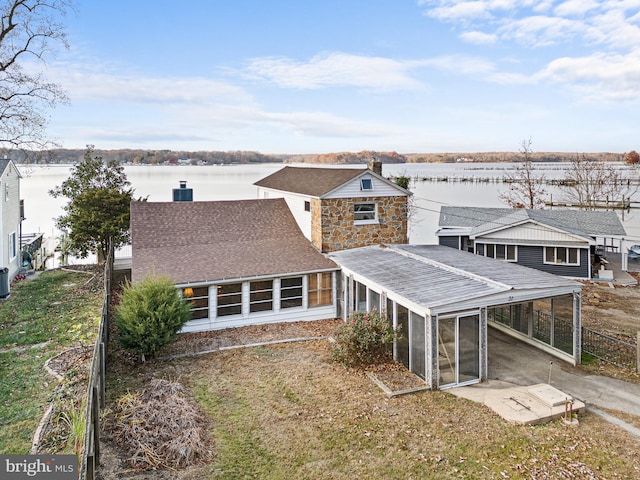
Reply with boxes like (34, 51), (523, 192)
(35, 0), (640, 154)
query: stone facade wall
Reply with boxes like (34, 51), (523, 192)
(311, 196), (408, 253)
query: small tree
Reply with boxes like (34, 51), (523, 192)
(563, 154), (636, 210)
(624, 150), (640, 165)
(331, 310), (396, 368)
(114, 276), (191, 362)
(499, 138), (547, 209)
(50, 145), (134, 261)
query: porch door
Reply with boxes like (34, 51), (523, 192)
(438, 314), (480, 388)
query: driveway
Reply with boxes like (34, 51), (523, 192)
(487, 326), (640, 417)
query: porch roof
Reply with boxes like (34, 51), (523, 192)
(328, 244), (580, 312)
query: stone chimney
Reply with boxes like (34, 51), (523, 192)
(368, 159), (382, 176)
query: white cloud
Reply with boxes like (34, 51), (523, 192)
(554, 0), (600, 17)
(537, 51), (640, 101)
(459, 30), (498, 43)
(244, 52), (422, 91)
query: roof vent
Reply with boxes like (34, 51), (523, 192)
(173, 181), (193, 202)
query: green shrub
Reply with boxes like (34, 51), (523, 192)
(331, 310), (396, 368)
(114, 276), (191, 361)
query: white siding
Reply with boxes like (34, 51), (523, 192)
(326, 175), (406, 199)
(1, 162), (22, 278)
(256, 187), (313, 240)
(480, 223), (589, 245)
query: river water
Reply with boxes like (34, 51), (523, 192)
(18, 162), (640, 259)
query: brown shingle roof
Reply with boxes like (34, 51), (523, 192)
(253, 166), (368, 197)
(131, 198), (338, 284)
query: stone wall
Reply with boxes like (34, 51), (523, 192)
(311, 196), (408, 252)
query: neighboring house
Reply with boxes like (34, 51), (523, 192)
(254, 163), (411, 253)
(329, 244), (582, 389)
(437, 207), (626, 279)
(130, 198), (340, 332)
(0, 159), (22, 287)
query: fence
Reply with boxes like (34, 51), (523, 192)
(79, 249), (112, 480)
(581, 326), (639, 372)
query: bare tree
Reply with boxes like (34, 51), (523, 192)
(0, 0), (71, 151)
(499, 138), (547, 209)
(563, 154), (636, 210)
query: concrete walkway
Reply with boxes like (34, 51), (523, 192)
(486, 327), (640, 416)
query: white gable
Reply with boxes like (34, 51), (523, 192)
(325, 174), (405, 198)
(477, 222), (593, 245)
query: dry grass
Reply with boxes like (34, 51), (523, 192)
(99, 339), (640, 479)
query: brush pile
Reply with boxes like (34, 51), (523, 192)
(104, 378), (212, 471)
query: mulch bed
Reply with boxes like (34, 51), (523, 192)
(158, 318), (343, 358)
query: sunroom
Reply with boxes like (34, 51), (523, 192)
(329, 244), (582, 389)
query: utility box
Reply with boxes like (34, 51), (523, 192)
(0, 267), (9, 300)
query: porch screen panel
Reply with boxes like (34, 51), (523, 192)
(281, 277), (303, 309)
(250, 280), (273, 313)
(309, 272), (332, 307)
(396, 304), (409, 369)
(356, 281), (367, 311)
(458, 315), (480, 383)
(410, 312), (426, 380)
(553, 295), (574, 354)
(217, 283), (242, 317)
(368, 289), (380, 312)
(532, 299), (552, 344)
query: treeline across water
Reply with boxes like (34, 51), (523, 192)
(1, 148), (628, 165)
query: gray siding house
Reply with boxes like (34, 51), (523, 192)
(437, 207), (626, 279)
(0, 159), (22, 285)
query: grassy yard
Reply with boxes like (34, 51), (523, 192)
(0, 267), (104, 454)
(102, 339), (640, 479)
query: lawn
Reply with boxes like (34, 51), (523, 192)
(0, 267), (104, 454)
(101, 339), (640, 479)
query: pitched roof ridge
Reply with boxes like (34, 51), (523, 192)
(387, 245), (512, 291)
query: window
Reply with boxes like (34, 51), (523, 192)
(8, 232), (16, 260)
(217, 283), (242, 317)
(308, 272), (332, 307)
(250, 280), (273, 312)
(360, 178), (373, 191)
(354, 203), (377, 223)
(304, 201), (310, 212)
(544, 247), (579, 265)
(183, 286), (209, 320)
(478, 243), (516, 261)
(281, 277), (303, 308)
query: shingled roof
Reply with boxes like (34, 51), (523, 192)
(131, 198), (338, 285)
(439, 206), (626, 238)
(254, 166), (370, 197)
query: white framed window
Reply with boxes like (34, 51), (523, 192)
(477, 243), (517, 261)
(281, 276), (303, 309)
(354, 202), (377, 224)
(182, 286), (209, 320)
(308, 272), (332, 307)
(250, 280), (273, 313)
(217, 283), (243, 317)
(8, 232), (16, 260)
(360, 178), (373, 191)
(544, 247), (580, 266)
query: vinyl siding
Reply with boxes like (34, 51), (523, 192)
(438, 236), (459, 249)
(327, 175), (405, 198)
(516, 245), (590, 278)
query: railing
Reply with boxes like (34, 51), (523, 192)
(581, 327), (638, 372)
(79, 246), (113, 480)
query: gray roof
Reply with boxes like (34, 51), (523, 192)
(254, 165), (409, 197)
(131, 198), (338, 284)
(439, 206), (626, 238)
(328, 244), (579, 312)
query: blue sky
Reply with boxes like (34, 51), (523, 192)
(39, 0), (640, 154)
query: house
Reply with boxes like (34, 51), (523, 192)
(254, 162), (411, 252)
(436, 207), (626, 279)
(129, 169), (584, 390)
(329, 244), (582, 389)
(130, 198), (340, 332)
(0, 159), (23, 295)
